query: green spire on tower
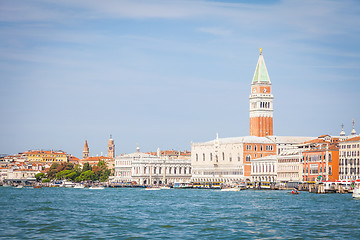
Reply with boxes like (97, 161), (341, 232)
(252, 48), (271, 84)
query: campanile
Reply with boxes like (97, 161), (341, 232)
(249, 48), (274, 137)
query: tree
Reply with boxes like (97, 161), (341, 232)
(79, 170), (95, 181)
(47, 163), (60, 179)
(35, 173), (45, 182)
(56, 170), (73, 180)
(82, 163), (92, 172)
(65, 172), (78, 181)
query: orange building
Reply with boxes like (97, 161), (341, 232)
(302, 136), (339, 182)
(243, 141), (276, 177)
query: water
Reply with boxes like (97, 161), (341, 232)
(1, 187), (360, 239)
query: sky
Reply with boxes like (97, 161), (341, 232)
(1, 0), (360, 158)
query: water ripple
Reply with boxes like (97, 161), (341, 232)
(1, 187), (360, 239)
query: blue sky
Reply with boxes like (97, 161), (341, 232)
(1, 0), (359, 158)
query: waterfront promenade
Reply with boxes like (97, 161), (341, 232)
(1, 187), (360, 239)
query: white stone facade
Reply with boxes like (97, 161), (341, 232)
(339, 136), (360, 180)
(251, 155), (277, 182)
(276, 149), (303, 182)
(191, 135), (275, 183)
(191, 135), (315, 183)
(114, 150), (191, 185)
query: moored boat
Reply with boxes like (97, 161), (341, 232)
(221, 187), (240, 192)
(352, 181), (360, 198)
(74, 183), (85, 189)
(89, 186), (104, 190)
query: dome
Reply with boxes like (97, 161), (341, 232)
(351, 128), (357, 136)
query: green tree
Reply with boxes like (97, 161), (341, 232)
(65, 172), (78, 181)
(35, 172), (45, 182)
(79, 170), (95, 181)
(47, 162), (60, 179)
(56, 170), (73, 180)
(74, 176), (82, 183)
(82, 163), (92, 172)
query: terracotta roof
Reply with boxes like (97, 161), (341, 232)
(342, 136), (360, 143)
(80, 156), (111, 161)
(23, 150), (66, 155)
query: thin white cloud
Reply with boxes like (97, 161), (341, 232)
(198, 27), (232, 36)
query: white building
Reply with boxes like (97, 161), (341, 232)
(114, 147), (191, 185)
(339, 136), (360, 180)
(191, 135), (276, 183)
(276, 149), (303, 183)
(251, 155), (277, 182)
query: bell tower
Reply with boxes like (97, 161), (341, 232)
(249, 48), (274, 137)
(108, 135), (115, 158)
(83, 140), (89, 159)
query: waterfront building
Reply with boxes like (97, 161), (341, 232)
(7, 168), (39, 180)
(339, 136), (360, 180)
(114, 147), (191, 185)
(302, 135), (339, 182)
(0, 167), (8, 182)
(192, 135), (276, 182)
(191, 49), (315, 183)
(276, 149), (303, 183)
(23, 150), (68, 163)
(251, 154), (277, 182)
(147, 149), (191, 160)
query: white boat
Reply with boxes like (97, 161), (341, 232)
(221, 187), (240, 192)
(89, 186), (104, 190)
(160, 186), (171, 190)
(16, 185), (24, 189)
(73, 184), (85, 189)
(353, 183), (360, 198)
(61, 181), (75, 188)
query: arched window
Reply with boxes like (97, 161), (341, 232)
(254, 145), (257, 151)
(222, 152), (225, 161)
(196, 154), (198, 161)
(210, 153), (213, 161)
(246, 155), (251, 162)
(203, 153), (205, 161)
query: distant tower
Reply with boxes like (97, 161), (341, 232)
(83, 140), (89, 159)
(108, 135), (115, 158)
(249, 48), (274, 137)
(351, 119), (357, 136)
